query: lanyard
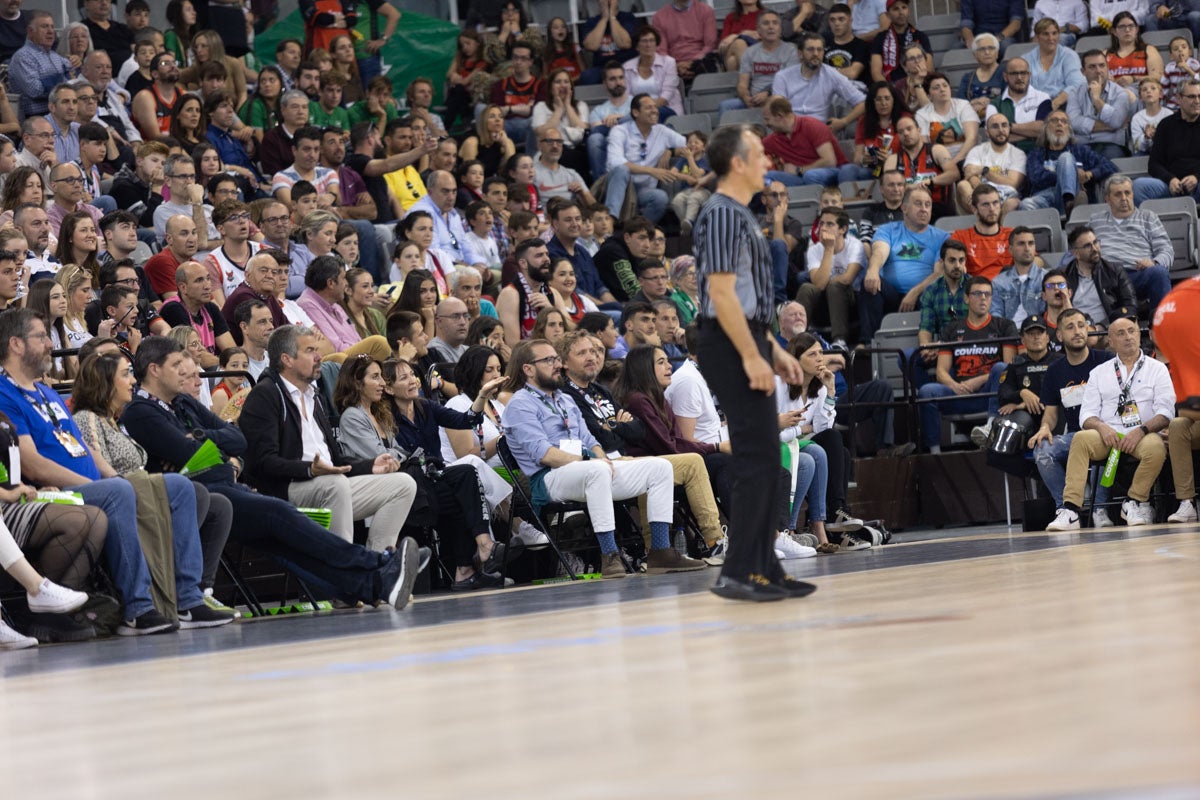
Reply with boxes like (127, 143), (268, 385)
(0, 368), (64, 430)
(1113, 355), (1145, 408)
(568, 380), (611, 423)
(528, 387), (570, 428)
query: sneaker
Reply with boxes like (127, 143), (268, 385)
(381, 536), (421, 610)
(27, 611), (97, 643)
(600, 552), (627, 578)
(117, 609), (176, 636)
(774, 532), (817, 559)
(711, 573), (787, 602)
(203, 588), (241, 619)
(645, 547), (707, 573)
(826, 509), (864, 533)
(1120, 499), (1153, 527)
(970, 419), (994, 449)
(0, 618), (36, 650)
(703, 536), (727, 566)
(792, 532), (819, 548)
(815, 542), (839, 554)
(450, 570), (505, 591)
(1046, 508), (1080, 532)
(774, 548), (786, 560)
(26, 577), (88, 614)
(514, 520), (551, 549)
(177, 603), (236, 629)
(840, 534), (871, 551)
(1091, 508), (1114, 529)
(1168, 499), (1198, 523)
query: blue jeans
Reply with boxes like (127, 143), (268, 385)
(1019, 151), (1079, 214)
(917, 362), (1006, 449)
(93, 195), (117, 214)
(838, 164), (875, 183)
(788, 442), (828, 529)
(604, 164), (668, 222)
(718, 97), (747, 116)
(1145, 9), (1200, 44)
(766, 168), (840, 187)
(357, 56), (382, 85)
(161, 472), (205, 610)
(1127, 264), (1172, 309)
(71, 478), (155, 619)
(1035, 431), (1110, 509)
(1132, 175), (1200, 208)
(1088, 141), (1128, 161)
(505, 115), (532, 152)
(902, 347), (936, 391)
(858, 278), (903, 343)
(588, 126), (610, 180)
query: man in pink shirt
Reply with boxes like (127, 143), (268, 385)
(761, 95), (849, 186)
(294, 254), (392, 359)
(651, 0), (719, 80)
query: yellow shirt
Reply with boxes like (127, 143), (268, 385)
(384, 166), (426, 213)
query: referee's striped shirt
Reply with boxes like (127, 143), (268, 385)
(694, 192), (776, 327)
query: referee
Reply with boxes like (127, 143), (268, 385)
(694, 124), (817, 602)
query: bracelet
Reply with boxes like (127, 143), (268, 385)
(824, 397), (837, 406)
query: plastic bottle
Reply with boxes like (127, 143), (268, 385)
(1100, 433), (1125, 488)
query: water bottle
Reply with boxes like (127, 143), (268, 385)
(1100, 433), (1124, 488)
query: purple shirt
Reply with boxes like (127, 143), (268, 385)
(296, 287), (360, 352)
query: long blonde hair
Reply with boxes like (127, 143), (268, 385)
(55, 263), (92, 333)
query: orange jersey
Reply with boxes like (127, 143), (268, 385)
(1154, 276), (1200, 408)
(951, 226), (1013, 281)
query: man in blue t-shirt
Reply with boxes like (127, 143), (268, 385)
(860, 185), (950, 341)
(0, 308), (220, 635)
(1028, 307), (1117, 517)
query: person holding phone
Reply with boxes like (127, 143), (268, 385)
(97, 285), (143, 354)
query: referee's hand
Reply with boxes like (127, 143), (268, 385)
(743, 354), (776, 394)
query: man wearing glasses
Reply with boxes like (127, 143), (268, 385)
(46, 162), (104, 246)
(534, 131), (594, 206)
(916, 273), (1017, 453)
(426, 296), (472, 365)
(996, 58), (1051, 154)
(1062, 225), (1136, 327)
(130, 52), (181, 142)
(15, 116), (57, 186)
(406, 169), (486, 276)
(487, 41), (542, 148)
(9, 11), (73, 118)
(1134, 78), (1200, 204)
(152, 154), (219, 254)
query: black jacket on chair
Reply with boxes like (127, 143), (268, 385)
(237, 369), (374, 500)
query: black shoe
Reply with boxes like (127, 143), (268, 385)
(117, 609), (176, 636)
(478, 540), (523, 575)
(177, 603), (236, 629)
(710, 574), (788, 602)
(417, 546), (432, 574)
(26, 611), (97, 643)
(71, 594), (121, 637)
(450, 570), (506, 591)
(381, 536), (420, 610)
(771, 576), (818, 599)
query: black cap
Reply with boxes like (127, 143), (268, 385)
(1021, 314), (1048, 333)
(1113, 306), (1139, 323)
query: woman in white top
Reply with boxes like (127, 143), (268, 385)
(26, 279), (73, 380)
(166, 326), (213, 408)
(55, 264), (94, 350)
(531, 68), (590, 151)
(915, 71), (981, 165)
(623, 25), (683, 118)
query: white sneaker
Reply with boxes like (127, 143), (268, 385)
(970, 419), (994, 449)
(513, 520), (550, 549)
(826, 509), (864, 533)
(26, 577), (89, 614)
(1120, 499), (1153, 527)
(1047, 508), (1080, 531)
(1091, 508), (1114, 529)
(0, 618), (36, 650)
(840, 534), (872, 550)
(703, 536), (727, 566)
(1168, 499), (1198, 523)
(774, 532), (817, 559)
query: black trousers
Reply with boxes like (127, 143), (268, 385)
(697, 323), (786, 580)
(417, 465), (491, 569)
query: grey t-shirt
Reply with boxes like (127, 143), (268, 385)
(740, 41), (800, 96)
(1072, 275), (1106, 324)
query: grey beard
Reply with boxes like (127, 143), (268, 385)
(1048, 133), (1070, 149)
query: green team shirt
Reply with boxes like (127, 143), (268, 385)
(309, 100), (351, 132)
(346, 100), (399, 128)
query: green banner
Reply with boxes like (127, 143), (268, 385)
(253, 10), (460, 105)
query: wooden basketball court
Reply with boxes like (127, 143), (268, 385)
(3, 525), (1200, 799)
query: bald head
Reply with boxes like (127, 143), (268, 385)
(435, 296), (470, 345)
(164, 215), (199, 259)
(428, 169), (457, 212)
(49, 161), (82, 182)
(82, 50), (113, 86)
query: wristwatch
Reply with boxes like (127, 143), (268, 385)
(1139, 424), (1150, 435)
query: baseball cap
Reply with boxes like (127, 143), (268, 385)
(1021, 314), (1048, 333)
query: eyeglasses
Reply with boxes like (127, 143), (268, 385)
(29, 132), (54, 140)
(53, 176), (85, 185)
(968, 290), (992, 298)
(1006, 70), (1029, 76)
(1044, 280), (1069, 290)
(115, 277), (139, 287)
(437, 312), (471, 321)
(540, 138), (564, 145)
(1073, 240), (1099, 250)
(170, 172), (196, 181)
(223, 212), (251, 223)
(262, 214), (290, 225)
(529, 355), (561, 366)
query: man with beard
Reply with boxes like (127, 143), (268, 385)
(882, 115), (959, 218)
(1020, 109), (1116, 215)
(546, 198), (614, 308)
(586, 63), (632, 180)
(1038, 268), (1075, 335)
(14, 204), (55, 277)
(907, 238), (969, 388)
(497, 238), (552, 347)
(131, 52), (181, 141)
(1087, 173), (1174, 312)
(868, 0), (932, 84)
(957, 114), (1026, 214)
(991, 227), (1045, 328)
(770, 33), (864, 135)
(951, 184), (1013, 280)
(1134, 78), (1200, 205)
(1044, 313), (1173, 530)
(1062, 225), (1137, 328)
(761, 95), (849, 188)
(996, 57), (1051, 152)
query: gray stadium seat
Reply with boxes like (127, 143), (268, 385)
(688, 72), (738, 115)
(1004, 207), (1065, 253)
(1111, 156), (1149, 181)
(575, 84), (610, 109)
(666, 113), (713, 136)
(1004, 42), (1037, 62)
(935, 214), (976, 233)
(1065, 203), (1107, 237)
(1142, 196), (1199, 276)
(871, 311), (922, 394)
(1143, 28), (1192, 51)
(718, 107), (764, 127)
(1074, 35), (1110, 55)
(839, 179), (880, 203)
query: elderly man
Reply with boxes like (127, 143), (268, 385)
(603, 94), (687, 223)
(450, 267), (497, 320)
(223, 252), (289, 339)
(407, 170), (486, 274)
(160, 260), (236, 367)
(1134, 78), (1200, 205)
(1020, 109), (1116, 214)
(9, 11), (72, 117)
(957, 114), (1026, 213)
(861, 184), (951, 342)
(260, 90), (311, 179)
(15, 116), (57, 185)
(47, 162), (104, 242)
(1046, 314), (1174, 530)
(1087, 174), (1173, 311)
(82, 50), (141, 146)
(0, 0), (26, 64)
(771, 33), (864, 135)
(719, 10), (799, 116)
(427, 296), (472, 364)
(1066, 50), (1133, 160)
(144, 214), (199, 299)
(998, 57), (1052, 152)
(761, 95), (849, 188)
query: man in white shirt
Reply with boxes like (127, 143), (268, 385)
(997, 57), (1052, 149)
(796, 207), (865, 349)
(603, 93), (686, 223)
(957, 113), (1027, 213)
(1047, 313), (1174, 530)
(664, 328), (725, 446)
(587, 63), (633, 180)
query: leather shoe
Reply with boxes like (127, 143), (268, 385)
(772, 576), (818, 598)
(710, 574), (787, 602)
(451, 570), (506, 592)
